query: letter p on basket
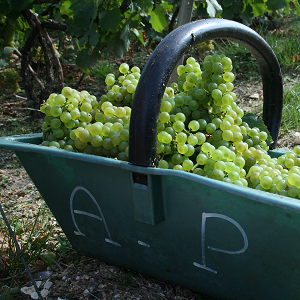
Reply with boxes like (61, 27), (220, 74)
(194, 212), (248, 274)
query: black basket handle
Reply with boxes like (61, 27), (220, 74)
(129, 18), (283, 167)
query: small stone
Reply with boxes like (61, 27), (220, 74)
(75, 276), (80, 280)
(20, 286), (35, 295)
(83, 289), (89, 294)
(30, 291), (38, 299)
(43, 281), (52, 289)
(98, 284), (106, 289)
(249, 93), (259, 99)
(40, 289), (49, 297)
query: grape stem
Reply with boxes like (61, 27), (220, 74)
(191, 163), (199, 171)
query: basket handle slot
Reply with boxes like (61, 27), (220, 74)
(132, 172), (148, 186)
(129, 18), (283, 167)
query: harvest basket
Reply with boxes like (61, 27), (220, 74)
(0, 19), (298, 300)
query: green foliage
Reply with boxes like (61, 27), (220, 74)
(197, 0), (299, 25)
(0, 0), (299, 95)
(281, 82), (300, 132)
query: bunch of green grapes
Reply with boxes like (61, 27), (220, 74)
(98, 63), (141, 108)
(40, 63), (135, 160)
(155, 55), (266, 176)
(195, 40), (214, 53)
(0, 68), (20, 93)
(155, 55), (300, 200)
(39, 56), (300, 201)
(0, 12), (15, 48)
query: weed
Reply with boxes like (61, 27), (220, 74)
(281, 82), (300, 132)
(91, 61), (117, 80)
(0, 207), (58, 288)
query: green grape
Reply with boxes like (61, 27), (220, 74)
(54, 94), (66, 106)
(260, 176), (273, 190)
(228, 171), (240, 182)
(220, 57), (232, 71)
(176, 132), (187, 144)
(211, 149), (223, 161)
(206, 123), (216, 134)
(182, 159), (193, 171)
(225, 162), (235, 173)
(186, 72), (198, 84)
(212, 62), (223, 74)
(173, 121), (185, 132)
(172, 153), (183, 165)
(196, 153), (208, 165)
(287, 186), (299, 198)
(119, 63), (129, 74)
(53, 128), (64, 139)
(172, 164), (183, 171)
(185, 144), (195, 157)
(50, 105), (62, 117)
(177, 144), (188, 155)
(195, 132), (206, 145)
(50, 118), (62, 129)
(78, 129), (91, 143)
(74, 138), (87, 150)
(187, 135), (198, 146)
(214, 161), (226, 171)
(188, 120), (199, 132)
(188, 100), (199, 111)
(111, 133), (122, 146)
(81, 102), (93, 113)
(293, 146), (300, 156)
(174, 112), (186, 122)
(222, 130), (233, 142)
(202, 142), (214, 154)
(211, 169), (225, 180)
(159, 112), (170, 123)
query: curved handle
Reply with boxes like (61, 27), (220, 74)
(129, 18), (283, 167)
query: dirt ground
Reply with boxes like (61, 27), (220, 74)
(1, 74), (300, 300)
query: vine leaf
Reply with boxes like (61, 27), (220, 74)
(242, 113), (273, 145)
(67, 0), (98, 36)
(98, 7), (123, 32)
(252, 0), (265, 17)
(75, 46), (102, 73)
(149, 4), (168, 32)
(293, 0), (300, 15)
(132, 29), (145, 45)
(206, 0), (222, 17)
(7, 0), (33, 11)
(108, 24), (131, 57)
(59, 0), (73, 16)
(135, 0), (153, 13)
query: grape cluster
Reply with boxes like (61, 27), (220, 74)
(0, 68), (20, 93)
(40, 55), (300, 200)
(40, 63), (135, 160)
(0, 10), (15, 48)
(196, 40), (214, 53)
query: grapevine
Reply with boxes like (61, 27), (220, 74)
(40, 55), (300, 200)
